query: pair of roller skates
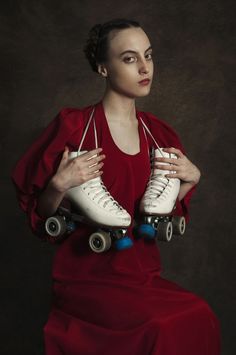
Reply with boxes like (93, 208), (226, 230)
(45, 148), (186, 253)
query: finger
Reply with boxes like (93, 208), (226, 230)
(88, 166), (104, 176)
(88, 161), (104, 173)
(89, 154), (106, 164)
(89, 170), (103, 178)
(85, 154), (106, 169)
(162, 147), (184, 158)
(156, 164), (179, 173)
(85, 148), (103, 160)
(81, 169), (104, 184)
(63, 146), (69, 158)
(58, 146), (69, 169)
(73, 152), (105, 170)
(165, 172), (180, 179)
(155, 157), (179, 165)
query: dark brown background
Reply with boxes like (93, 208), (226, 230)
(1, 0), (235, 354)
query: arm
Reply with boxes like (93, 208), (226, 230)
(36, 179), (66, 218)
(178, 180), (199, 201)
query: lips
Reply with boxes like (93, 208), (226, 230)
(138, 79), (150, 84)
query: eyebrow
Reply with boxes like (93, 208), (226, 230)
(119, 45), (152, 57)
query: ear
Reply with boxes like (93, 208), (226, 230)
(97, 64), (108, 77)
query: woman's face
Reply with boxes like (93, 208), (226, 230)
(100, 27), (154, 98)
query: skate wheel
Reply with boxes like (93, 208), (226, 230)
(172, 216), (186, 236)
(156, 221), (173, 242)
(114, 237), (133, 250)
(45, 216), (67, 237)
(89, 231), (112, 253)
(138, 224), (156, 239)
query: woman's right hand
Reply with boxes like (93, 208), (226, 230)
(51, 147), (106, 193)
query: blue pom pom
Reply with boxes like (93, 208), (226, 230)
(138, 224), (156, 239)
(114, 237), (133, 250)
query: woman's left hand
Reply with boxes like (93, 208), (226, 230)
(155, 147), (201, 186)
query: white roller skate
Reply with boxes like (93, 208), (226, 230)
(45, 107), (133, 252)
(138, 147), (186, 242)
(45, 151), (133, 252)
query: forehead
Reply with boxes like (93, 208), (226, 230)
(108, 27), (151, 54)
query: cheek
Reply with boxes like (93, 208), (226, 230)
(147, 62), (154, 76)
(110, 67), (136, 87)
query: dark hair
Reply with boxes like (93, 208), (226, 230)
(83, 18), (141, 73)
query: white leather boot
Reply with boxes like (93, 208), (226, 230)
(140, 148), (180, 215)
(65, 151), (131, 227)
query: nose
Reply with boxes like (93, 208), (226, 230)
(139, 57), (149, 74)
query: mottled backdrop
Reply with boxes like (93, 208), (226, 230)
(1, 0), (235, 354)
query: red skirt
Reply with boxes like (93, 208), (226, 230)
(43, 275), (221, 355)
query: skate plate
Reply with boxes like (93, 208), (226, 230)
(137, 213), (186, 242)
(45, 206), (133, 252)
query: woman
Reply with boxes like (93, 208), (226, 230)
(12, 18), (221, 354)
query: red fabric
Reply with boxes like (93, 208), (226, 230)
(11, 100), (221, 354)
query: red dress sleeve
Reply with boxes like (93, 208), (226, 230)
(142, 111), (197, 223)
(11, 108), (84, 239)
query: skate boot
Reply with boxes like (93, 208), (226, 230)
(45, 150), (133, 252)
(138, 147), (186, 242)
(66, 151), (131, 227)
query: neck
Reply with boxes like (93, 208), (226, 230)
(101, 88), (137, 122)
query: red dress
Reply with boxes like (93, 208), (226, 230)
(11, 100), (221, 354)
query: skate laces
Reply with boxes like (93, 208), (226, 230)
(83, 177), (124, 214)
(145, 172), (174, 200)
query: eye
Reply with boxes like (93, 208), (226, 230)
(146, 53), (153, 60)
(123, 56), (136, 63)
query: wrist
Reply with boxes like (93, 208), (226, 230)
(49, 175), (68, 194)
(192, 168), (201, 185)
(188, 170), (201, 187)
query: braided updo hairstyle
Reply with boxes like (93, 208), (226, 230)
(83, 18), (140, 73)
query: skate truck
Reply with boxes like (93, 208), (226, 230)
(137, 145), (186, 242)
(45, 149), (133, 253)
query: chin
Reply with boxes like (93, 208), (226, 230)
(137, 89), (151, 97)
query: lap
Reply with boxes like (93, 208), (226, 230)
(43, 276), (221, 354)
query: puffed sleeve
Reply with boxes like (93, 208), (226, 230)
(11, 108), (84, 240)
(143, 111), (197, 223)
